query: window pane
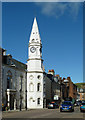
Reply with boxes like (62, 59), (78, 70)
(29, 83), (34, 92)
(37, 83), (40, 91)
(37, 98), (40, 105)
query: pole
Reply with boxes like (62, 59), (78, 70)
(60, 79), (62, 103)
(20, 89), (21, 111)
(25, 90), (27, 110)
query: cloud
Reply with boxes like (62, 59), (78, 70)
(35, 2), (82, 20)
(68, 3), (81, 19)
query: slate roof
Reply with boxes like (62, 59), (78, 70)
(2, 54), (27, 71)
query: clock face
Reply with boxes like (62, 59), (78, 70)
(30, 47), (36, 53)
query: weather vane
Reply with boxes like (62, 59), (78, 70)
(34, 9), (37, 18)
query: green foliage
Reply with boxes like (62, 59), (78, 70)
(75, 83), (85, 88)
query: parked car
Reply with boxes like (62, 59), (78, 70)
(80, 102), (85, 112)
(81, 100), (85, 103)
(60, 101), (74, 112)
(47, 102), (59, 109)
(74, 101), (82, 106)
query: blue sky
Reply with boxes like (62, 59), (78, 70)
(2, 2), (83, 83)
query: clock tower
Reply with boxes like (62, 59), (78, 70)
(27, 17), (44, 109)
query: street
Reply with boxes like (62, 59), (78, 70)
(2, 107), (85, 119)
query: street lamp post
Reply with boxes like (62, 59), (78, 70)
(59, 78), (63, 103)
(60, 80), (62, 102)
(20, 89), (22, 111)
(25, 90), (27, 110)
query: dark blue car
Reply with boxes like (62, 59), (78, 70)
(60, 101), (74, 112)
(80, 102), (85, 112)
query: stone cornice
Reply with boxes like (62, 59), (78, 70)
(2, 64), (27, 73)
(28, 43), (42, 47)
(27, 71), (43, 73)
(27, 58), (44, 61)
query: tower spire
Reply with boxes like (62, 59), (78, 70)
(32, 17), (38, 28)
(29, 17), (41, 44)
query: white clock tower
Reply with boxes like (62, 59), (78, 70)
(27, 17), (44, 109)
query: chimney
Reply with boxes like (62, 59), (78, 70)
(48, 69), (55, 76)
(2, 49), (6, 56)
(62, 77), (66, 82)
(67, 77), (70, 79)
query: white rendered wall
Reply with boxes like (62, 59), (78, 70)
(27, 72), (43, 108)
(28, 60), (43, 71)
(27, 17), (44, 109)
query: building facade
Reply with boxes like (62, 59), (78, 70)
(76, 83), (85, 101)
(62, 77), (77, 102)
(2, 49), (27, 110)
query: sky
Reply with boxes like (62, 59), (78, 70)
(2, 2), (83, 83)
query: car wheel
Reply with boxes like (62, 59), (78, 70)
(80, 110), (82, 112)
(72, 109), (74, 112)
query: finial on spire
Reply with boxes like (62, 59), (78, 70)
(33, 17), (38, 28)
(34, 9), (37, 19)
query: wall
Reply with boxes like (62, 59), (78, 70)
(2, 64), (26, 110)
(43, 73), (52, 105)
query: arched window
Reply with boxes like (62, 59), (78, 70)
(29, 83), (34, 92)
(37, 75), (41, 80)
(29, 97), (33, 104)
(29, 97), (33, 101)
(37, 98), (40, 105)
(37, 83), (41, 92)
(7, 71), (12, 89)
(20, 75), (23, 90)
(31, 39), (35, 42)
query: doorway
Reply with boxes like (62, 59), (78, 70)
(10, 94), (14, 110)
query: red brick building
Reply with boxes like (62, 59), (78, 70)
(48, 70), (77, 103)
(62, 77), (77, 102)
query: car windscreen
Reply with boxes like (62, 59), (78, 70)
(62, 102), (71, 105)
(76, 102), (80, 103)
